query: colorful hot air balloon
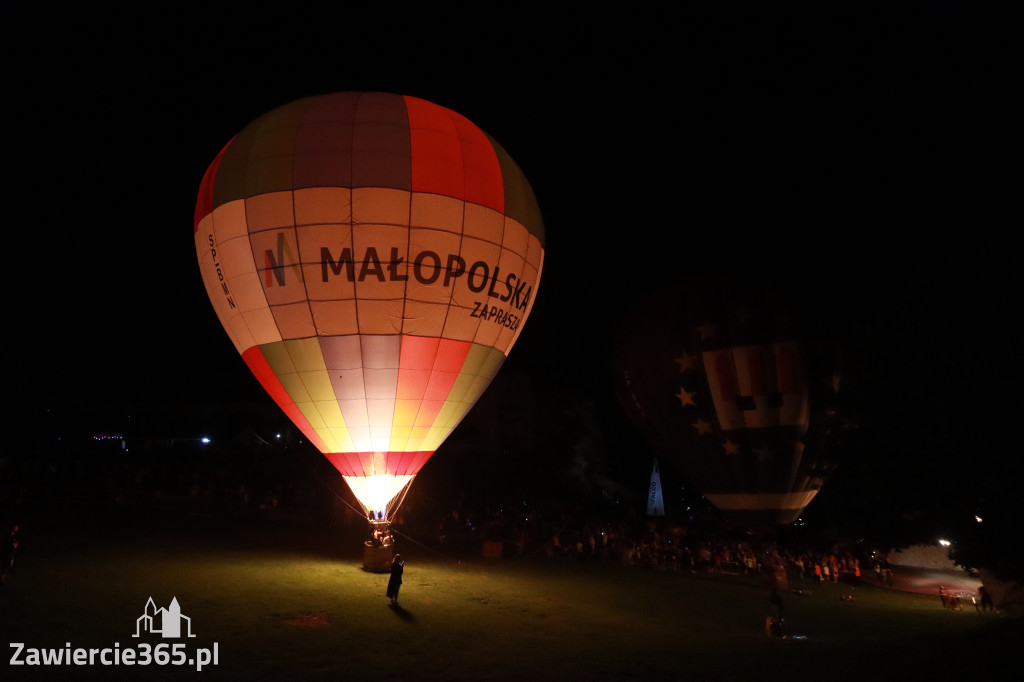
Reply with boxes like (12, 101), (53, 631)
(194, 93), (544, 536)
(613, 281), (839, 526)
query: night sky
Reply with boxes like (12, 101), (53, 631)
(5, 5), (1018, 523)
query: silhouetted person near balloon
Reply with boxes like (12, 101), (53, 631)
(766, 588), (784, 636)
(387, 554), (404, 606)
(978, 585), (994, 612)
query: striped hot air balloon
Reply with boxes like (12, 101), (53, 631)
(614, 281), (840, 526)
(194, 93), (544, 527)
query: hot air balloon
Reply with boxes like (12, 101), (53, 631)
(193, 93), (544, 564)
(613, 280), (839, 526)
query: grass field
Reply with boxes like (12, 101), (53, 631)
(1, 509), (1019, 681)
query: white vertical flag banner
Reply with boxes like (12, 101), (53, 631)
(647, 458), (665, 516)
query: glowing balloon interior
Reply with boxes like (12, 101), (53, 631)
(194, 93), (544, 520)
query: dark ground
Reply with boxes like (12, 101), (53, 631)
(1, 506), (1020, 681)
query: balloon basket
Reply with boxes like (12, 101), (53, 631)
(363, 542), (395, 572)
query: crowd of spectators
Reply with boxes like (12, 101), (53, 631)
(405, 497), (892, 587)
(2, 433), (895, 585)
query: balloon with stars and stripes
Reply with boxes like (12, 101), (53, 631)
(614, 281), (841, 526)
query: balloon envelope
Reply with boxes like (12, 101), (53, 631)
(194, 93), (544, 516)
(614, 281), (839, 525)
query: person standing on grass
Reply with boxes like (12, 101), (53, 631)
(979, 585), (994, 611)
(386, 554), (404, 606)
(766, 588), (785, 637)
(768, 588), (784, 620)
(1, 524), (19, 585)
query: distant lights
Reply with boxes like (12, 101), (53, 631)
(938, 539), (951, 547)
(975, 515), (984, 523)
(200, 437), (211, 444)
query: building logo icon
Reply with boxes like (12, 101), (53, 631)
(132, 597), (196, 638)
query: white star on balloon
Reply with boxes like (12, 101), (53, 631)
(676, 388), (697, 406)
(693, 418), (714, 435)
(675, 352), (697, 372)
